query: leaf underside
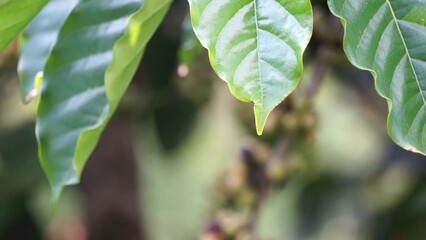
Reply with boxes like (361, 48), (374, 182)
(0, 0), (48, 52)
(189, 0), (313, 134)
(328, 0), (426, 155)
(19, 0), (172, 200)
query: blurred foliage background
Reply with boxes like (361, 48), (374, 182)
(1, 0), (426, 240)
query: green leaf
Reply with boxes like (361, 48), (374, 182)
(188, 0), (313, 134)
(18, 0), (79, 103)
(35, 0), (172, 200)
(0, 0), (48, 52)
(328, 0), (426, 155)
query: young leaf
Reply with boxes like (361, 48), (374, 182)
(18, 0), (79, 103)
(328, 0), (426, 155)
(0, 0), (48, 52)
(188, 0), (313, 134)
(35, 0), (172, 200)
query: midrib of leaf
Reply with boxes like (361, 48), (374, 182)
(253, 0), (265, 114)
(386, 0), (426, 107)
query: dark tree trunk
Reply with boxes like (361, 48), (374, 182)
(80, 118), (143, 240)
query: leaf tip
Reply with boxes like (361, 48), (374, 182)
(45, 168), (79, 211)
(48, 184), (64, 212)
(254, 104), (272, 136)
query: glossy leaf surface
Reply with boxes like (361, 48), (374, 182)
(36, 0), (172, 198)
(328, 0), (426, 154)
(189, 0), (313, 134)
(18, 0), (78, 103)
(0, 0), (48, 52)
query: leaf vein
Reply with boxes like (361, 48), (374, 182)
(385, 0), (426, 106)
